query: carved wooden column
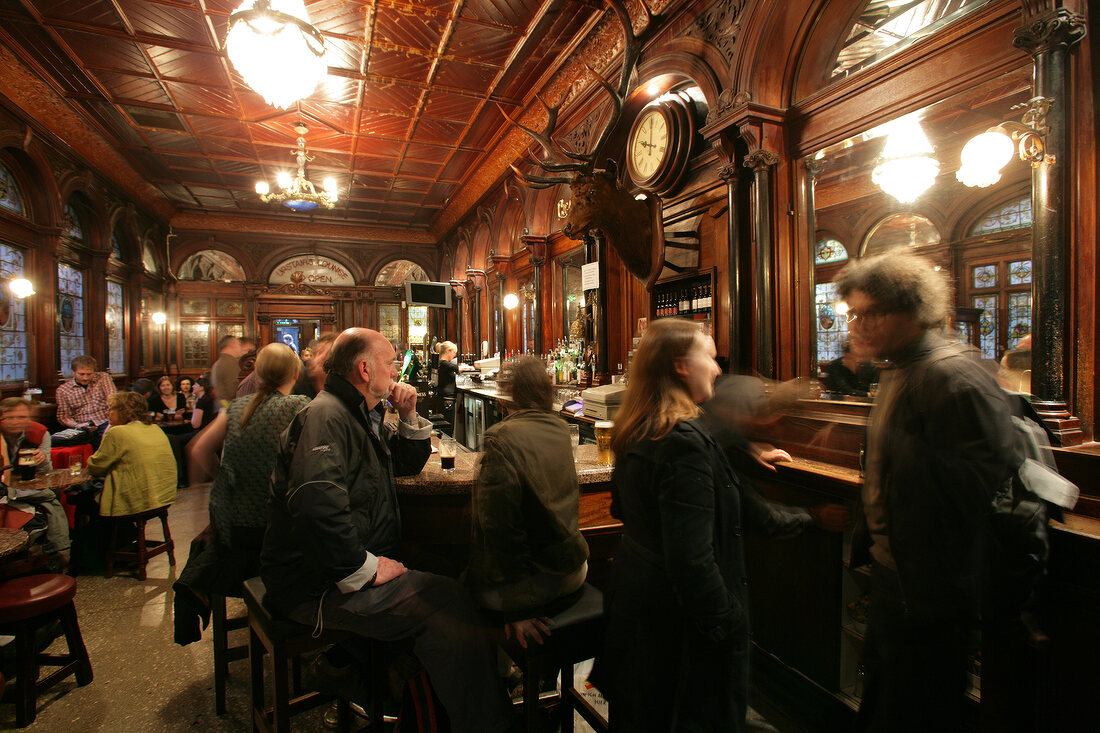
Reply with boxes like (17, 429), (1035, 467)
(489, 253), (510, 354)
(522, 235), (548, 355)
(448, 280), (465, 358)
(717, 164), (742, 370)
(34, 228), (62, 388)
(585, 231), (609, 379)
(803, 157), (825, 376)
(466, 269), (485, 358)
(744, 148), (779, 379)
(1014, 8), (1086, 444)
(86, 249), (109, 368)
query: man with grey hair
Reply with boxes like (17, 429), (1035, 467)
(261, 328), (513, 732)
(837, 251), (1016, 732)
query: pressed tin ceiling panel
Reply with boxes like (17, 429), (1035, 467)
(0, 0), (605, 232)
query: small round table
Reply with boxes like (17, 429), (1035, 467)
(0, 527), (30, 559)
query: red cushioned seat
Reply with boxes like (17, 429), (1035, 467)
(0, 574), (77, 623)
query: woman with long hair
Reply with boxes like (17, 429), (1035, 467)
(595, 318), (748, 731)
(174, 343), (309, 644)
(148, 375), (185, 418)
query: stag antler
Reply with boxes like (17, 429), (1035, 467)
(504, 0), (645, 184)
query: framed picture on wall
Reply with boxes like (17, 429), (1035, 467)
(217, 300), (244, 317)
(181, 298), (209, 316)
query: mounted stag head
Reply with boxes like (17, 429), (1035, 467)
(503, 0), (666, 289)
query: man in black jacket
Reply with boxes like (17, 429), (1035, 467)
(261, 328), (513, 733)
(837, 252), (1016, 733)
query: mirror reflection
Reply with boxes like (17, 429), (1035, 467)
(809, 67), (1035, 400)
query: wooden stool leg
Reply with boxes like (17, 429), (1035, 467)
(272, 644), (292, 733)
(249, 627), (265, 733)
(524, 656), (540, 733)
(105, 521), (119, 578)
(135, 519), (148, 581)
(560, 661), (575, 733)
(58, 602), (93, 686)
(160, 512), (176, 566)
(14, 619), (37, 727)
(212, 594), (229, 715)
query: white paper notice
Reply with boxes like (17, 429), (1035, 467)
(581, 261), (600, 291)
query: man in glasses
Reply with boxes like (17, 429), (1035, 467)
(836, 251), (1015, 733)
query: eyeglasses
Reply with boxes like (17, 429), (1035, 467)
(845, 309), (892, 326)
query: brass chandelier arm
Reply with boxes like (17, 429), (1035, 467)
(227, 2), (326, 57)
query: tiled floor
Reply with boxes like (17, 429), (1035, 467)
(0, 484), (789, 731)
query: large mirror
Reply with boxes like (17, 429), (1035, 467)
(808, 66), (1034, 397)
(559, 248), (585, 338)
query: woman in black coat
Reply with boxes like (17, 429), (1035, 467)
(595, 318), (752, 732)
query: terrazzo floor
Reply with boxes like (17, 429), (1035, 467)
(0, 484), (793, 732)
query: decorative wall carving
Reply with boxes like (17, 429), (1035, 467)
(1013, 8), (1087, 55)
(682, 0), (747, 66)
(706, 89), (751, 125)
(744, 149), (780, 171)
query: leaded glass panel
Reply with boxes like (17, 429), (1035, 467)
(1007, 292), (1032, 351)
(1008, 259), (1032, 285)
(972, 264), (997, 289)
(181, 323), (211, 369)
(407, 306), (428, 347)
(378, 304), (400, 346)
(815, 238), (848, 265)
(815, 282), (848, 373)
(954, 321), (974, 346)
(972, 295), (998, 360)
(0, 244), (27, 381)
(58, 263), (85, 372)
(110, 231), (123, 260)
(969, 197), (1032, 236)
(0, 163), (25, 216)
(106, 281), (125, 374)
(63, 204), (84, 240)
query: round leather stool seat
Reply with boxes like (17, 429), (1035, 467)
(0, 574), (77, 624)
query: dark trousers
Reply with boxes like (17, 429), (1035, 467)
(284, 570), (512, 733)
(856, 562), (972, 733)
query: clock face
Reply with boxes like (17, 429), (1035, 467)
(630, 108), (669, 180)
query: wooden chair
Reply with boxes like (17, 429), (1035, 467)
(105, 505), (175, 581)
(0, 573), (93, 727)
(501, 583), (609, 733)
(243, 577), (386, 733)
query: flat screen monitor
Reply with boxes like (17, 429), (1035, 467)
(405, 281), (453, 309)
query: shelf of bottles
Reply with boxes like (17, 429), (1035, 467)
(545, 338), (592, 386)
(652, 271), (714, 329)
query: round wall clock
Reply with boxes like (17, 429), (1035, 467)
(626, 94), (694, 192)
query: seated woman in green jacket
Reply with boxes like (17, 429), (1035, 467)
(86, 390), (177, 516)
(467, 356), (589, 647)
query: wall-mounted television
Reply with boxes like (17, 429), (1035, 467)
(405, 281), (453, 309)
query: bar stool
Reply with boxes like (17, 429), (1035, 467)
(0, 573), (93, 727)
(243, 577), (386, 733)
(105, 505), (175, 580)
(501, 583), (609, 733)
(210, 593), (249, 715)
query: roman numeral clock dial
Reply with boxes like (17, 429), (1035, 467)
(626, 97), (693, 193)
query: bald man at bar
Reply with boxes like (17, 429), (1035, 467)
(260, 327), (513, 732)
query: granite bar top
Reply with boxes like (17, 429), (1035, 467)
(397, 440), (613, 495)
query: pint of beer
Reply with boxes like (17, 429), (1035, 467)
(594, 421), (614, 466)
(439, 437), (458, 472)
(17, 449), (36, 481)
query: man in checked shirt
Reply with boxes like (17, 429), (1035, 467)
(53, 355), (116, 449)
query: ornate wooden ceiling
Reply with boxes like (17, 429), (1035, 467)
(0, 0), (607, 237)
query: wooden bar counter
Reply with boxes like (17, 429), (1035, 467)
(396, 440), (621, 588)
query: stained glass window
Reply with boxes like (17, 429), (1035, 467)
(0, 243), (28, 382)
(0, 163), (25, 216)
(182, 323), (212, 369)
(407, 306), (428, 347)
(1007, 292), (1032, 351)
(378, 304), (400, 346)
(954, 321), (974, 346)
(106, 281), (125, 374)
(969, 197), (1032, 236)
(58, 262), (85, 372)
(815, 238), (848, 265)
(972, 264), (997, 289)
(63, 204), (84, 240)
(110, 231), (123, 260)
(815, 282), (848, 372)
(143, 243), (159, 274)
(972, 295), (998, 360)
(1008, 259), (1032, 285)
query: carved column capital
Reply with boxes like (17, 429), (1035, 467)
(1013, 8), (1087, 56)
(521, 235), (548, 267)
(716, 164), (739, 183)
(448, 280), (467, 300)
(805, 157), (826, 179)
(465, 268), (486, 292)
(744, 149), (780, 172)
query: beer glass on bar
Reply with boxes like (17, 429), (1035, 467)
(594, 421), (614, 466)
(439, 437), (458, 472)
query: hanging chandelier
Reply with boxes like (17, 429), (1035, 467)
(225, 0), (327, 110)
(871, 115), (940, 204)
(255, 123), (338, 211)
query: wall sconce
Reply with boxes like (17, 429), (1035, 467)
(956, 96), (1055, 188)
(9, 278), (35, 298)
(503, 293), (519, 310)
(871, 115), (940, 204)
(151, 311), (167, 325)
